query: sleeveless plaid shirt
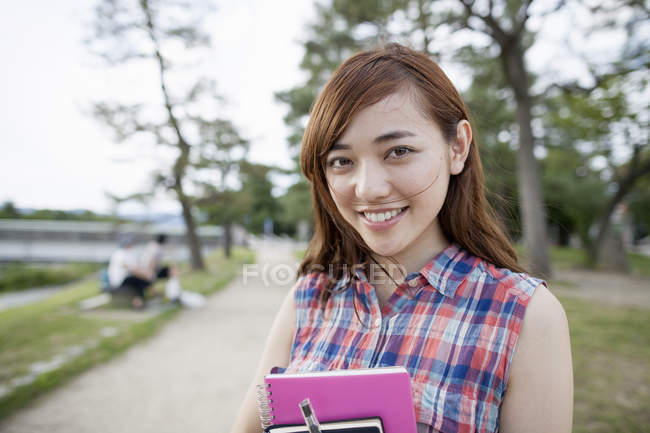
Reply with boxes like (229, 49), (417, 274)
(285, 243), (542, 433)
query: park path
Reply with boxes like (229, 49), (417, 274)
(0, 237), (299, 433)
(551, 268), (650, 309)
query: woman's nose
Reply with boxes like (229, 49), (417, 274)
(354, 161), (391, 203)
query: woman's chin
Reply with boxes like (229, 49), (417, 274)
(365, 240), (405, 259)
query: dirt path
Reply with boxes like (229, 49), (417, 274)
(0, 237), (299, 433)
(551, 268), (650, 309)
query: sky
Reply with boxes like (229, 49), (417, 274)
(0, 0), (315, 215)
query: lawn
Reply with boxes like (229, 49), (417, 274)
(0, 262), (103, 292)
(0, 247), (254, 421)
(562, 295), (650, 432)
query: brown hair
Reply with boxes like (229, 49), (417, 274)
(298, 43), (524, 296)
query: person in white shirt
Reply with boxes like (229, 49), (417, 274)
(140, 233), (176, 281)
(107, 235), (155, 309)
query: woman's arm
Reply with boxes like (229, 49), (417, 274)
(500, 284), (574, 433)
(229, 280), (298, 433)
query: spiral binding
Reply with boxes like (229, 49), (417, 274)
(255, 383), (275, 429)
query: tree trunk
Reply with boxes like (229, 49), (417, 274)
(590, 160), (650, 268)
(500, 41), (551, 277)
(142, 0), (204, 270)
(596, 229), (629, 272)
(557, 223), (570, 247)
(178, 190), (205, 270)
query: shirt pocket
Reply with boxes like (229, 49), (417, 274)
(412, 380), (477, 433)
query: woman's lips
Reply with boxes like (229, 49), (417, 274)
(359, 206), (408, 231)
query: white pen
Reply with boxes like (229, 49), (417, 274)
(299, 398), (323, 433)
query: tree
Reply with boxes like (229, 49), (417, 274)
(87, 0), (245, 270)
(544, 75), (649, 268)
(541, 1), (649, 269)
(197, 160), (287, 258)
(276, 179), (313, 238)
(192, 117), (250, 258)
(0, 202), (20, 219)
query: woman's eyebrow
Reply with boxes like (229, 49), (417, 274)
(330, 129), (416, 151)
(373, 129), (416, 143)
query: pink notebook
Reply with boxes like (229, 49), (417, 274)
(256, 366), (417, 433)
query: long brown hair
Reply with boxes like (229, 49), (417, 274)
(298, 43), (524, 296)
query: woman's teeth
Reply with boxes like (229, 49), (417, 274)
(363, 207), (406, 223)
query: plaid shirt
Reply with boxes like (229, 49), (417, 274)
(285, 243), (543, 433)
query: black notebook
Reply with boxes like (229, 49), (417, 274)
(264, 417), (384, 433)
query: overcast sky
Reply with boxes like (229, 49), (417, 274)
(0, 0), (315, 214)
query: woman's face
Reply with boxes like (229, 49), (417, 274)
(324, 89), (469, 266)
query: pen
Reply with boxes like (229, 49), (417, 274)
(299, 398), (323, 433)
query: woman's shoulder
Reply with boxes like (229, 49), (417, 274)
(293, 271), (330, 304)
(470, 255), (544, 304)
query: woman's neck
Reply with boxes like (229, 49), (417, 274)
(366, 223), (450, 304)
(372, 231), (449, 279)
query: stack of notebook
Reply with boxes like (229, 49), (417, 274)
(256, 366), (417, 433)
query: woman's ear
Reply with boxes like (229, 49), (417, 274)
(449, 119), (472, 175)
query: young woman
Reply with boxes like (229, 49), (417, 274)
(231, 43), (573, 433)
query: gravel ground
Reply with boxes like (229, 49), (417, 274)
(0, 237), (299, 433)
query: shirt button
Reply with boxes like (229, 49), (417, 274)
(408, 278), (419, 288)
(375, 317), (382, 327)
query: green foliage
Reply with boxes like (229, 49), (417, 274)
(239, 163), (282, 234)
(275, 179), (314, 236)
(542, 147), (607, 248)
(542, 68), (649, 254)
(456, 43), (521, 239)
(199, 161), (285, 235)
(0, 263), (103, 293)
(627, 176), (650, 239)
(0, 202), (19, 218)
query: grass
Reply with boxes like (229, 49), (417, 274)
(0, 247), (254, 421)
(515, 244), (650, 277)
(627, 252), (650, 278)
(561, 295), (650, 432)
(0, 262), (104, 292)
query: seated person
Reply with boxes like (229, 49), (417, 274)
(107, 235), (154, 309)
(140, 233), (177, 283)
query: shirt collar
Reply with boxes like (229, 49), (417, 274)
(352, 242), (477, 299)
(418, 242), (477, 298)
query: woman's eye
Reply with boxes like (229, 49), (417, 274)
(327, 157), (352, 168)
(387, 146), (413, 159)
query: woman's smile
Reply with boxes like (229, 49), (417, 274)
(358, 206), (409, 230)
